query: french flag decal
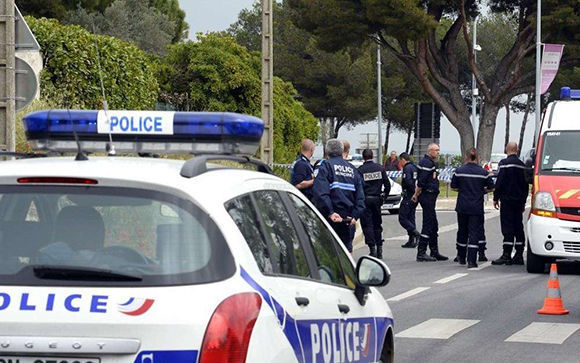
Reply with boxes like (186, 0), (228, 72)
(361, 323), (371, 358)
(118, 297), (155, 316)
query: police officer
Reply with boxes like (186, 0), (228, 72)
(412, 143), (447, 262)
(358, 149), (390, 258)
(313, 139), (365, 253)
(398, 152), (420, 248)
(492, 141), (529, 265)
(451, 148), (494, 268)
(291, 139), (315, 200)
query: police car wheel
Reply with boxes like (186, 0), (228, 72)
(378, 327), (394, 363)
(526, 242), (547, 274)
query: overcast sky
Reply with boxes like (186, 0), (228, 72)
(180, 1), (534, 156)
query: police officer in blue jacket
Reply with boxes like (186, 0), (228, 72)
(399, 152), (420, 248)
(492, 142), (529, 265)
(291, 139), (315, 200)
(451, 148), (494, 268)
(313, 139), (365, 253)
(412, 143), (447, 261)
(358, 149), (390, 259)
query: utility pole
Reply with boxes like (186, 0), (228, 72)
(534, 0), (542, 146)
(471, 16), (478, 141)
(260, 0), (274, 164)
(0, 0), (15, 151)
(377, 42), (383, 165)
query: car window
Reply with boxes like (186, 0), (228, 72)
(287, 193), (347, 286)
(0, 186), (234, 287)
(252, 190), (310, 278)
(225, 195), (274, 273)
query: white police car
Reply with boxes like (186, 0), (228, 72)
(0, 110), (394, 363)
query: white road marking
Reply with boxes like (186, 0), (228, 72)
(396, 318), (480, 339)
(505, 322), (580, 344)
(472, 261), (492, 270)
(386, 287), (430, 302)
(434, 273), (468, 284)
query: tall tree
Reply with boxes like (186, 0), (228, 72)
(288, 0), (579, 160)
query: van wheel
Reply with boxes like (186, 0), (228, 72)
(526, 242), (547, 273)
(379, 328), (394, 363)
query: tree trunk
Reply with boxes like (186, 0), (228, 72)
(405, 124), (413, 153)
(518, 92), (533, 157)
(504, 102), (511, 148)
(477, 103), (501, 162)
(384, 118), (391, 158)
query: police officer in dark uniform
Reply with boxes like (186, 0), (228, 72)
(412, 143), (448, 262)
(398, 152), (420, 248)
(492, 141), (529, 265)
(451, 148), (494, 268)
(358, 149), (390, 258)
(291, 139), (315, 200)
(313, 139), (365, 253)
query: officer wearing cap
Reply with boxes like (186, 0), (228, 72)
(412, 143), (447, 262)
(398, 152), (420, 248)
(291, 139), (315, 200)
(492, 141), (529, 265)
(451, 148), (494, 268)
(313, 139), (365, 253)
(358, 149), (390, 259)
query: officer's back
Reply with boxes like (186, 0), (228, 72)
(494, 153), (528, 204)
(401, 159), (418, 198)
(452, 160), (494, 214)
(358, 155), (390, 198)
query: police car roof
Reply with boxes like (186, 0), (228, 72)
(0, 156), (285, 205)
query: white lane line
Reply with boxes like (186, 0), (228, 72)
(434, 273), (468, 284)
(473, 261), (492, 270)
(505, 322), (580, 344)
(396, 318), (480, 339)
(386, 287), (430, 302)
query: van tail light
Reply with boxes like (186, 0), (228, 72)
(199, 292), (262, 363)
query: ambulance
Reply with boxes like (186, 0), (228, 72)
(0, 110), (395, 362)
(527, 87), (580, 273)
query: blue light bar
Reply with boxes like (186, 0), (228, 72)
(23, 110), (264, 155)
(560, 87), (580, 100)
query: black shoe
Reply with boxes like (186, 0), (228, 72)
(458, 257), (466, 265)
(453, 256), (458, 262)
(430, 252), (449, 261)
(511, 253), (524, 265)
(491, 255), (513, 265)
(369, 246), (377, 257)
(377, 246), (383, 259)
(467, 262), (478, 269)
(478, 253), (488, 262)
(401, 240), (416, 248)
(417, 252), (436, 262)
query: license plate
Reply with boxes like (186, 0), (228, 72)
(384, 204), (394, 209)
(0, 357), (99, 363)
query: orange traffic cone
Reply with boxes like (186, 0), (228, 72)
(537, 263), (569, 315)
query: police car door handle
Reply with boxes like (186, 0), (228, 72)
(295, 296), (310, 306)
(337, 304), (350, 314)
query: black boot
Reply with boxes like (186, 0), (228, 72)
(430, 250), (449, 261)
(491, 253), (513, 265)
(417, 241), (436, 262)
(369, 245), (377, 257)
(511, 251), (524, 265)
(467, 248), (478, 268)
(478, 251), (488, 262)
(401, 235), (416, 248)
(377, 245), (383, 259)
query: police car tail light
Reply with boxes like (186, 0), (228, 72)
(532, 192), (556, 218)
(199, 292), (262, 363)
(22, 110), (264, 155)
(17, 177), (98, 185)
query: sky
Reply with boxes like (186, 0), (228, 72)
(181, 1), (535, 157)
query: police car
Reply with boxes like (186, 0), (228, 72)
(381, 180), (402, 214)
(0, 110), (395, 363)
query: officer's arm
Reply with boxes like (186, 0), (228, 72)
(313, 164), (334, 217)
(352, 173), (366, 220)
(485, 173), (495, 192)
(450, 173), (459, 191)
(381, 169), (391, 196)
(493, 161), (504, 201)
(292, 163), (314, 190)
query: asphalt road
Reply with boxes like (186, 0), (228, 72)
(354, 210), (580, 363)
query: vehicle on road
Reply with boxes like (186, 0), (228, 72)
(0, 109), (394, 363)
(382, 179), (402, 214)
(526, 87), (580, 273)
(484, 153), (507, 176)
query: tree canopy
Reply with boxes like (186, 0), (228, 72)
(28, 17), (159, 110)
(157, 34), (319, 163)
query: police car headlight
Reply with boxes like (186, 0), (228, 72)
(533, 192), (556, 212)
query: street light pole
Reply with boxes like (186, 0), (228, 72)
(471, 16), (478, 142)
(534, 0), (542, 146)
(377, 42), (383, 165)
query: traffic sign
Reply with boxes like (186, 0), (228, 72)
(15, 56), (37, 112)
(15, 5), (40, 50)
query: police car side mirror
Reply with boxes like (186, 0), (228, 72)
(524, 148), (536, 184)
(355, 256), (391, 287)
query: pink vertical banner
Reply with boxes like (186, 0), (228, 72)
(541, 44), (564, 94)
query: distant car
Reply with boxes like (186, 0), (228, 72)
(381, 179), (402, 214)
(484, 153), (507, 175)
(349, 153), (364, 167)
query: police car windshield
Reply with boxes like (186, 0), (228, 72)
(540, 131), (580, 173)
(0, 186), (234, 286)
